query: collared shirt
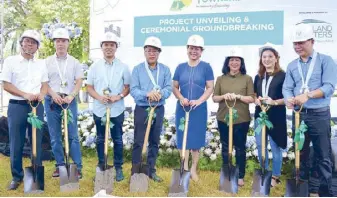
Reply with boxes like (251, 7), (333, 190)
(86, 58), (131, 117)
(213, 73), (254, 124)
(45, 54), (84, 95)
(282, 51), (337, 109)
(0, 54), (49, 100)
(130, 62), (172, 106)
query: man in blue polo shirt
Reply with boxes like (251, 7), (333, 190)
(283, 23), (337, 196)
(130, 36), (172, 182)
(87, 32), (131, 182)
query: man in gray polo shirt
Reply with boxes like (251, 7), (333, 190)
(44, 28), (84, 179)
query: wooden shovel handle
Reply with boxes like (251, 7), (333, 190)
(181, 112), (190, 159)
(142, 107), (156, 154)
(228, 108), (233, 155)
(32, 107), (37, 157)
(104, 108), (110, 156)
(293, 105), (303, 169)
(64, 109), (69, 156)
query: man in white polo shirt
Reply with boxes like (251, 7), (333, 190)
(44, 28), (84, 179)
(0, 30), (48, 190)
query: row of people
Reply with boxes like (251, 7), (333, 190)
(1, 23), (336, 196)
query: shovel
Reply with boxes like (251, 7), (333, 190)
(285, 105), (309, 197)
(94, 107), (114, 194)
(219, 98), (239, 194)
(252, 101), (272, 196)
(129, 100), (158, 192)
(24, 101), (44, 194)
(59, 102), (79, 192)
(168, 104), (192, 197)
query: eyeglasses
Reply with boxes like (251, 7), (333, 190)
(22, 39), (38, 45)
(145, 50), (159, 54)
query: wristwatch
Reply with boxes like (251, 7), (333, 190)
(119, 93), (124, 98)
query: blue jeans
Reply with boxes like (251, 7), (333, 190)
(44, 96), (82, 170)
(292, 107), (332, 195)
(254, 120), (283, 177)
(7, 100), (44, 182)
(132, 105), (164, 174)
(93, 112), (124, 169)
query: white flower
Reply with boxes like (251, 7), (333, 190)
(83, 132), (90, 137)
(267, 144), (271, 150)
(253, 149), (258, 157)
(90, 132), (96, 137)
(211, 129), (217, 133)
(252, 143), (257, 150)
(82, 142), (87, 147)
(165, 141), (171, 147)
(159, 148), (163, 153)
(110, 142), (114, 148)
(128, 129), (134, 133)
(204, 148), (212, 156)
(160, 139), (166, 145)
(166, 148), (173, 153)
(210, 154), (217, 161)
(232, 149), (236, 156)
(90, 143), (96, 149)
(78, 115), (84, 120)
(282, 152), (287, 158)
(166, 131), (173, 136)
(268, 152), (273, 159)
(91, 127), (96, 133)
(288, 152), (295, 160)
(215, 148), (221, 155)
(165, 127), (171, 132)
(247, 151), (252, 157)
(215, 136), (220, 141)
(125, 144), (131, 150)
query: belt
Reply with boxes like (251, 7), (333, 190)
(297, 106), (330, 114)
(9, 99), (39, 106)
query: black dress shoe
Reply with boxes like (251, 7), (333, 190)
(7, 180), (22, 190)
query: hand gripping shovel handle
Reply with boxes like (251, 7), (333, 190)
(294, 105), (303, 184)
(104, 107), (110, 170)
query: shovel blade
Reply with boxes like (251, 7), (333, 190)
(94, 165), (114, 194)
(168, 169), (191, 197)
(130, 163), (150, 192)
(59, 164), (79, 192)
(219, 165), (238, 194)
(251, 169), (272, 196)
(285, 179), (309, 197)
(24, 166), (44, 194)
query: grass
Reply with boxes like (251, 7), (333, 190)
(0, 154), (287, 197)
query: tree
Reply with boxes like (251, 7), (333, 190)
(3, 0), (89, 61)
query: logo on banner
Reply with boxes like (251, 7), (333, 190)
(196, 0), (239, 9)
(170, 0), (192, 11)
(298, 19), (333, 43)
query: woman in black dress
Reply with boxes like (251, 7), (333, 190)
(254, 45), (287, 187)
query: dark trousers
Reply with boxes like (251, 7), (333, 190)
(292, 107), (332, 195)
(7, 100), (44, 182)
(218, 120), (249, 179)
(94, 112), (124, 169)
(132, 105), (164, 174)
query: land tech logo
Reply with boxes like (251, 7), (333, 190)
(298, 19), (333, 42)
(170, 0), (192, 11)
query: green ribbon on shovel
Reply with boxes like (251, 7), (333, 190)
(224, 108), (238, 126)
(61, 109), (74, 125)
(27, 113), (44, 130)
(145, 107), (156, 124)
(294, 120), (307, 151)
(178, 117), (185, 131)
(101, 112), (114, 129)
(254, 111), (273, 135)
